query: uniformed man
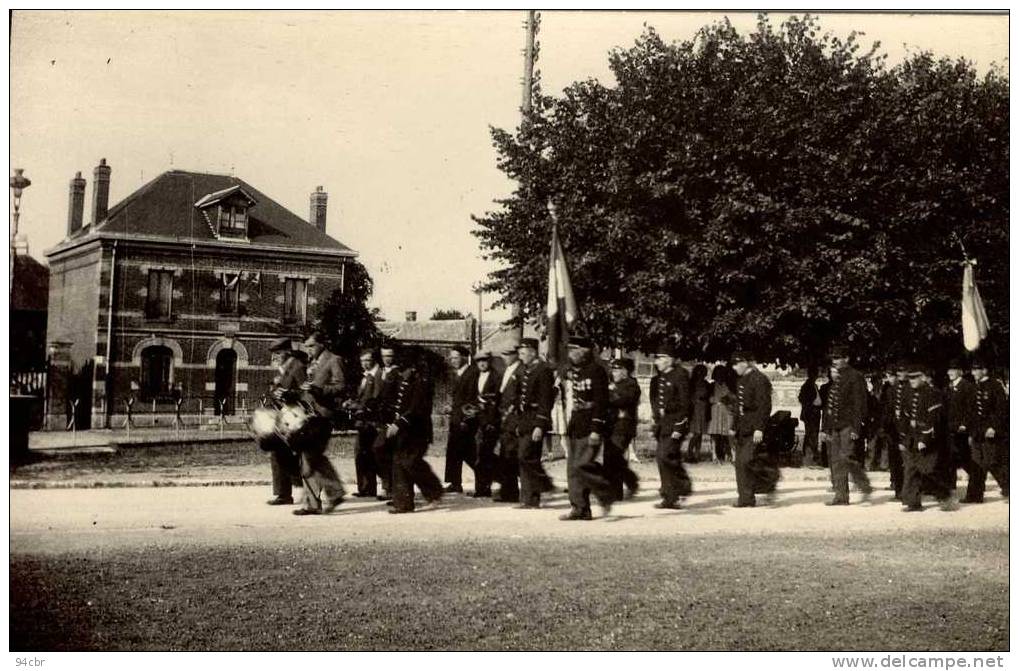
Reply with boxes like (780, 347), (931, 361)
(967, 359), (1009, 502)
(514, 338), (556, 508)
(292, 332), (346, 515)
(820, 345), (873, 506)
(900, 364), (958, 512)
(472, 351), (502, 498)
(730, 350), (779, 507)
(648, 344), (692, 509)
(371, 344), (402, 501)
(443, 346), (475, 494)
(944, 359), (978, 501)
(494, 344), (523, 502)
(262, 337), (305, 506)
(885, 361), (909, 499)
(561, 336), (615, 520)
(344, 348), (385, 497)
(387, 348), (445, 514)
(605, 357), (640, 501)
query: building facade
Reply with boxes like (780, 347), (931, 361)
(44, 162), (356, 429)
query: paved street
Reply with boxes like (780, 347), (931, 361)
(11, 476), (1008, 555)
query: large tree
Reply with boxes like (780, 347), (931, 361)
(473, 14), (1008, 366)
(312, 260), (383, 389)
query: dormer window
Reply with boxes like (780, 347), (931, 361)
(194, 185), (257, 241)
(218, 205), (248, 238)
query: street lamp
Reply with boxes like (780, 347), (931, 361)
(10, 168), (31, 302)
(472, 282), (484, 355)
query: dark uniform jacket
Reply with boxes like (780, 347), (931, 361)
(516, 360), (555, 434)
(391, 366), (432, 438)
(304, 350), (346, 419)
(271, 355), (307, 403)
(376, 365), (404, 426)
(822, 365), (867, 434)
(735, 367), (772, 437)
(608, 377), (641, 439)
(970, 377), (1008, 439)
(497, 361), (522, 435)
(566, 359), (609, 437)
(945, 377), (975, 434)
(650, 366), (690, 437)
(901, 382), (942, 448)
(892, 379), (913, 438)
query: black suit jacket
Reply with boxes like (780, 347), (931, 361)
(735, 367), (772, 436)
(649, 366), (690, 436)
(608, 376), (641, 438)
(449, 366), (476, 426)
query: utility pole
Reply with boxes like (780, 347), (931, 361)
(510, 9), (539, 341)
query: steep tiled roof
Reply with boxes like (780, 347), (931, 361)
(58, 170), (353, 255)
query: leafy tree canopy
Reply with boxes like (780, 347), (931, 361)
(473, 14), (1008, 367)
(431, 308), (468, 320)
(311, 260), (383, 385)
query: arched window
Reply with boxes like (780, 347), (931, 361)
(139, 345), (173, 401)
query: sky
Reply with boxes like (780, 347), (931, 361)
(9, 10), (1009, 323)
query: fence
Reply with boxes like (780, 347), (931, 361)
(11, 368), (47, 396)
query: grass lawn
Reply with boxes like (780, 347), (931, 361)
(10, 530), (1006, 651)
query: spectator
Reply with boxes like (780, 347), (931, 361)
(798, 366), (824, 467)
(707, 364), (736, 463)
(686, 364), (710, 463)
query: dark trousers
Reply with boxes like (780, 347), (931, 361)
(970, 437), (1009, 500)
(947, 432), (981, 499)
(443, 422), (477, 487)
(734, 434), (780, 505)
(372, 427), (396, 495)
(802, 416), (821, 465)
(355, 425), (379, 496)
(711, 434), (732, 462)
(566, 434), (616, 514)
(474, 424), (498, 495)
(686, 433), (703, 463)
(497, 424), (520, 502)
(605, 430), (639, 500)
(392, 431), (444, 512)
(296, 417), (345, 511)
(264, 435), (300, 499)
(869, 430), (888, 470)
(902, 438), (950, 507)
(655, 431), (692, 504)
(887, 426), (904, 495)
(829, 427), (872, 503)
(517, 430), (553, 506)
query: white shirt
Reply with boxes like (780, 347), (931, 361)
(456, 364), (469, 379)
(477, 370), (491, 396)
(500, 361), (520, 393)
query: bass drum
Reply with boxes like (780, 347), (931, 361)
(251, 407), (280, 444)
(277, 402), (311, 441)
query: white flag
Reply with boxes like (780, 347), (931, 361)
(961, 261), (990, 352)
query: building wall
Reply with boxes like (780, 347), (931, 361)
(46, 244), (102, 370)
(47, 240), (348, 428)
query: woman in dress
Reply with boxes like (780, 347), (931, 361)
(707, 364), (737, 464)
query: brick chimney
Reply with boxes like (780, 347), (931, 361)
(405, 311), (417, 322)
(91, 158), (111, 224)
(309, 186), (327, 232)
(67, 171), (86, 236)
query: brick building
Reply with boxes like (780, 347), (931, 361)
(44, 160), (356, 429)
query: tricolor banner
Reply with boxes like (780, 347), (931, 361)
(545, 223), (579, 368)
(961, 260), (990, 352)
